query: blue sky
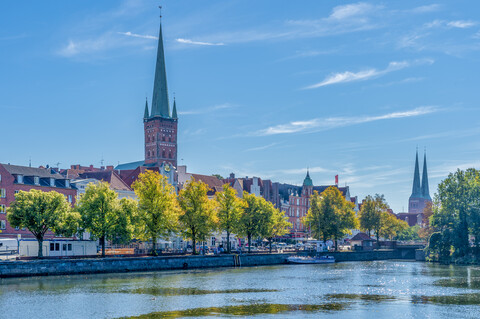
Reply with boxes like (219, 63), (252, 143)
(1, 0), (480, 212)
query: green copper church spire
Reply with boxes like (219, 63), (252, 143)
(411, 149), (422, 198)
(144, 98), (149, 119)
(150, 12), (170, 118)
(172, 97), (178, 119)
(421, 151), (431, 200)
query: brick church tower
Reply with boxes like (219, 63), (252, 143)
(408, 150), (431, 213)
(143, 18), (178, 168)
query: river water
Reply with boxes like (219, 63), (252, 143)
(1, 261), (480, 318)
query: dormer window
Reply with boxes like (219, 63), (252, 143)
(17, 175), (24, 184)
(50, 178), (55, 187)
(34, 176), (40, 185)
(65, 180), (70, 188)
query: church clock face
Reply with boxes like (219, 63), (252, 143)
(164, 164), (171, 172)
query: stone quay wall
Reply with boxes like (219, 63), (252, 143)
(0, 250), (410, 278)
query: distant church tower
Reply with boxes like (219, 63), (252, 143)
(143, 16), (178, 168)
(408, 150), (431, 213)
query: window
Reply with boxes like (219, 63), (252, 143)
(14, 190), (19, 194)
(34, 176), (40, 185)
(68, 244), (72, 251)
(0, 174), (2, 182)
(0, 189), (5, 198)
(55, 243), (60, 251)
(0, 220), (6, 230)
(0, 204), (5, 214)
(50, 243), (55, 251)
(63, 244), (67, 251)
(68, 195), (72, 203)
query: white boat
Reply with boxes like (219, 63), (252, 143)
(287, 255), (335, 264)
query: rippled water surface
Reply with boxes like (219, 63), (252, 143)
(1, 261), (480, 318)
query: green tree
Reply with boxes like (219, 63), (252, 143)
(327, 187), (357, 250)
(211, 174), (224, 180)
(431, 169), (480, 258)
(7, 190), (79, 257)
(238, 192), (266, 253)
(215, 184), (243, 253)
(359, 195), (377, 237)
(396, 224), (421, 241)
(360, 194), (390, 246)
(382, 213), (408, 240)
(303, 191), (332, 243)
(132, 171), (179, 255)
(178, 178), (217, 255)
(77, 182), (131, 257)
(304, 187), (357, 250)
(263, 204), (291, 253)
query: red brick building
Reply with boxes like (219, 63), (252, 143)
(285, 171), (353, 239)
(0, 164), (77, 239)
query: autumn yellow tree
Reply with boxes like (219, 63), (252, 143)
(132, 171), (179, 255)
(178, 178), (217, 255)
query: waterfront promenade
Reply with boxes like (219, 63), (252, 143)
(0, 248), (422, 278)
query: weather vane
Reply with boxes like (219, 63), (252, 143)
(159, 5), (162, 18)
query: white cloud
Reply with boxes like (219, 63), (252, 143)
(245, 143), (278, 152)
(176, 38), (224, 46)
(304, 59), (433, 89)
(425, 19), (476, 29)
(179, 103), (233, 115)
(256, 106), (437, 136)
(329, 2), (376, 20)
(447, 20), (476, 29)
(410, 4), (441, 14)
(118, 31), (157, 40)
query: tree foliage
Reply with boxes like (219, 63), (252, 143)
(7, 190), (79, 257)
(178, 178), (217, 255)
(428, 168), (480, 261)
(237, 192), (267, 253)
(359, 194), (390, 245)
(76, 182), (133, 257)
(304, 187), (357, 250)
(132, 171), (179, 254)
(263, 204), (291, 252)
(215, 184), (243, 253)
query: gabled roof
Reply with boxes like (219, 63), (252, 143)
(115, 160), (146, 171)
(191, 174), (224, 189)
(78, 171), (132, 191)
(1, 164), (65, 179)
(350, 232), (373, 241)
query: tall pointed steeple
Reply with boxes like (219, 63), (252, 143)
(411, 150), (422, 198)
(172, 97), (178, 119)
(303, 169), (313, 187)
(144, 98), (149, 119)
(150, 16), (170, 118)
(421, 151), (431, 200)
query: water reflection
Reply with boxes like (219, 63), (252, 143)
(125, 303), (347, 318)
(1, 261), (480, 318)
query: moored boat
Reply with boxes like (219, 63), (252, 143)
(287, 255), (335, 264)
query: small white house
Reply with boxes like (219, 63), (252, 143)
(0, 238), (18, 254)
(19, 239), (97, 257)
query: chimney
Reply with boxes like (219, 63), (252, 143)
(229, 173), (235, 179)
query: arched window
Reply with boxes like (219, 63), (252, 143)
(162, 150), (166, 158)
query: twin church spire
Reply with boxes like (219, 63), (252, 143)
(411, 150), (430, 200)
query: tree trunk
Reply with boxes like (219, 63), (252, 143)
(37, 237), (43, 258)
(376, 232), (380, 249)
(334, 235), (338, 251)
(152, 239), (157, 256)
(192, 234), (196, 255)
(227, 230), (231, 254)
(248, 233), (252, 253)
(100, 235), (106, 257)
(269, 239), (272, 253)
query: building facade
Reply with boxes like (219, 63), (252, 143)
(0, 164), (77, 239)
